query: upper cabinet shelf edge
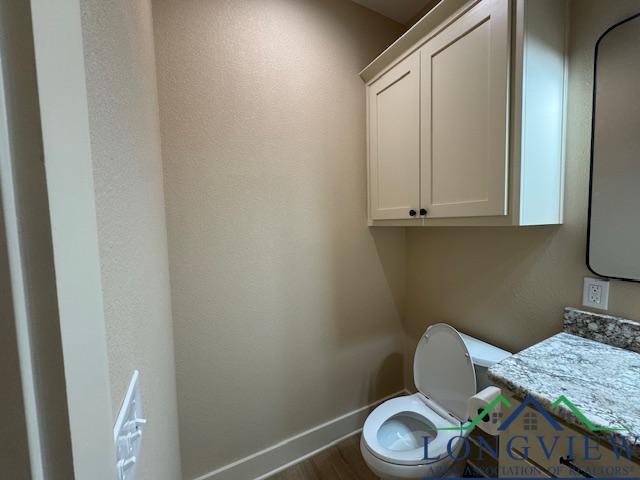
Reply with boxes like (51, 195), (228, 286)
(359, 0), (478, 84)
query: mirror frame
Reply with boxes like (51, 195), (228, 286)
(586, 11), (640, 283)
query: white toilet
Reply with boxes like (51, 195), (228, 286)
(360, 324), (511, 479)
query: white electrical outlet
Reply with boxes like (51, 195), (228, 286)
(583, 277), (609, 310)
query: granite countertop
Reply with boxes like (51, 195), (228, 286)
(488, 332), (640, 456)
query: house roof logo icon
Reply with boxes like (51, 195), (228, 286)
(435, 393), (628, 433)
(499, 395), (563, 431)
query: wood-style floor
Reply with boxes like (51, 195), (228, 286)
(268, 433), (482, 479)
(267, 434), (378, 480)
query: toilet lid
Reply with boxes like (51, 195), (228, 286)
(414, 324), (476, 421)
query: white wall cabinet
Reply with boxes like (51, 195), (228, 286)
(362, 0), (567, 226)
(420, 0), (509, 219)
(368, 51), (420, 220)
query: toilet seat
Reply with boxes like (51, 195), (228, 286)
(362, 394), (465, 466)
(362, 324), (477, 473)
(413, 324), (476, 422)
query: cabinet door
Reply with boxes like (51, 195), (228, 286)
(420, 0), (510, 218)
(368, 51), (420, 220)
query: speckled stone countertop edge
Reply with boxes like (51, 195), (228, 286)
(487, 378), (640, 459)
(488, 332), (640, 459)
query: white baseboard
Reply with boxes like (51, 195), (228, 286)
(192, 389), (409, 480)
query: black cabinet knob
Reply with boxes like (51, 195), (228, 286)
(409, 209), (417, 217)
(420, 208), (427, 216)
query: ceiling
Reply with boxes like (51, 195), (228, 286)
(351, 0), (439, 25)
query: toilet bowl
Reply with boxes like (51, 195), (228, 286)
(360, 394), (467, 479)
(360, 324), (511, 479)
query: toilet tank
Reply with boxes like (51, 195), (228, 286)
(459, 332), (511, 391)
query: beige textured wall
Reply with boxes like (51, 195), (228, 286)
(79, 0), (182, 478)
(151, 1), (406, 478)
(405, 0), (640, 368)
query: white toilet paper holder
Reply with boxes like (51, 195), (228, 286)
(467, 386), (505, 435)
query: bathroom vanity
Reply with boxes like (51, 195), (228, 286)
(487, 309), (640, 478)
